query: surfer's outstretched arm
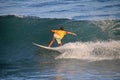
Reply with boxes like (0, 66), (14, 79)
(66, 31), (77, 36)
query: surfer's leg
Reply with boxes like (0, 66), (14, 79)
(56, 39), (62, 46)
(48, 39), (55, 47)
(59, 42), (62, 46)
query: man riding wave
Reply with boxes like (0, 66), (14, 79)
(48, 27), (77, 47)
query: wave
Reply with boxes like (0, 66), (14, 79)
(55, 40), (120, 61)
(0, 15), (120, 61)
(92, 20), (120, 40)
(0, 15), (120, 44)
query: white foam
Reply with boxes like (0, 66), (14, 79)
(55, 40), (120, 61)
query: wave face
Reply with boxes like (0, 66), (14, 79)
(0, 15), (120, 60)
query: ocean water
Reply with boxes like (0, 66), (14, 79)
(0, 0), (120, 80)
(0, 0), (120, 20)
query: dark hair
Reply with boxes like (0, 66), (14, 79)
(60, 27), (64, 30)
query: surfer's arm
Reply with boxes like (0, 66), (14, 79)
(66, 31), (77, 36)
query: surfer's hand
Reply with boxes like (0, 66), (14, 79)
(72, 33), (77, 36)
(66, 31), (77, 36)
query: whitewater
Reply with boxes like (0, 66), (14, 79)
(54, 41), (120, 60)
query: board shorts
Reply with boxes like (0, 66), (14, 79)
(53, 34), (61, 44)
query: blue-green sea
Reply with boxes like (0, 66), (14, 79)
(0, 0), (120, 80)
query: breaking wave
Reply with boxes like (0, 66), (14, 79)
(56, 40), (120, 61)
(0, 15), (120, 61)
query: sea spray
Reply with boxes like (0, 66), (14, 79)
(92, 20), (120, 39)
(55, 40), (120, 61)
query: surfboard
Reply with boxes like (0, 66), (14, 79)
(32, 42), (56, 51)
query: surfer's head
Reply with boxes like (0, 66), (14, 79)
(60, 27), (64, 30)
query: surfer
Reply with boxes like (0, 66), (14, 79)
(48, 27), (77, 47)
